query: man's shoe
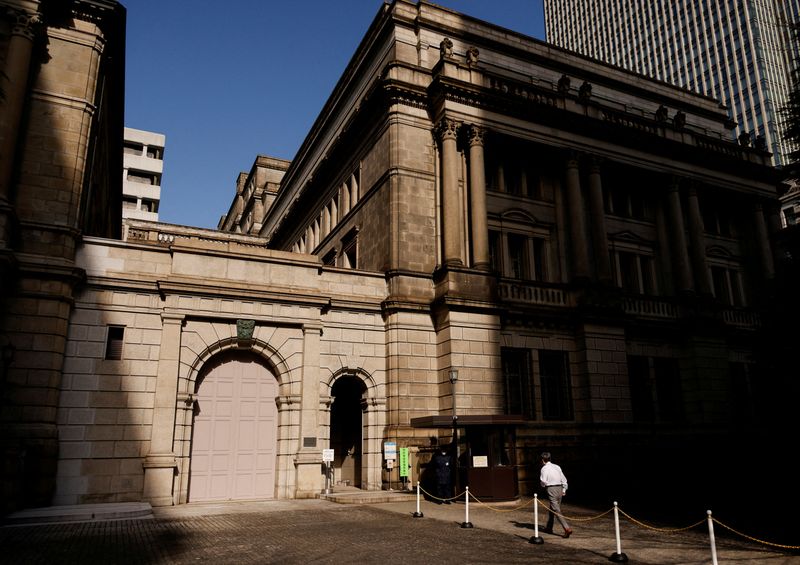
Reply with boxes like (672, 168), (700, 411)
(563, 528), (573, 538)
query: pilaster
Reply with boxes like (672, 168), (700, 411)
(142, 313), (184, 507)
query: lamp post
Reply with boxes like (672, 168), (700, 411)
(449, 368), (459, 494)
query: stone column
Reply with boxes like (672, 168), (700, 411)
(0, 10), (38, 245)
(686, 186), (711, 295)
(587, 159), (612, 284)
(294, 323), (323, 498)
(564, 155), (590, 280)
(753, 202), (775, 280)
(467, 125), (490, 270)
(143, 313), (184, 506)
(438, 118), (463, 266)
(0, 10), (37, 202)
(665, 180), (694, 293)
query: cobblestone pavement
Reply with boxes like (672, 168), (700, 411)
(2, 498), (798, 564)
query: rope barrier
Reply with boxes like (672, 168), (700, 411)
(533, 496), (613, 522)
(417, 484), (465, 504)
(616, 507), (706, 533)
(411, 485), (800, 552)
(711, 517), (800, 550)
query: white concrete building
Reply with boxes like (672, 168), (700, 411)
(122, 127), (165, 221)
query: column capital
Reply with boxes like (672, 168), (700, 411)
(564, 150), (581, 168)
(302, 322), (323, 335)
(436, 118), (460, 142)
(8, 9), (41, 40)
(467, 124), (485, 146)
(587, 155), (604, 173)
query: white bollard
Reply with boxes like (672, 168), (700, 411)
(609, 501), (628, 562)
(413, 481), (423, 518)
(461, 486), (473, 528)
(707, 510), (718, 565)
(529, 493), (544, 544)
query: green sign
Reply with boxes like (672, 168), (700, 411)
(399, 447), (409, 477)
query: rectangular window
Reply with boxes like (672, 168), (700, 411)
(105, 326), (124, 360)
(322, 249), (337, 266)
(507, 233), (528, 279)
(501, 348), (535, 419)
(539, 350), (573, 421)
(489, 230), (502, 274)
(340, 229), (358, 269)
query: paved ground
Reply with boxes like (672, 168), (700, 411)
(2, 496), (798, 564)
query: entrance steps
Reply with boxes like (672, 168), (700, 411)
(319, 486), (416, 504)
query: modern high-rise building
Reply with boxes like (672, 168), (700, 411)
(544, 0), (800, 168)
(122, 127), (165, 221)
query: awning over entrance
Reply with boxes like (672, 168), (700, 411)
(410, 415), (528, 428)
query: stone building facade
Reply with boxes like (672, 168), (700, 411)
(1, 0), (790, 512)
(0, 0), (125, 511)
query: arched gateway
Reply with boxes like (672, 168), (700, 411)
(189, 351), (279, 501)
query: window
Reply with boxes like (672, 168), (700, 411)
(126, 170), (160, 185)
(340, 229), (358, 269)
(501, 348), (535, 419)
(146, 146), (163, 159)
(710, 266), (745, 306)
(605, 186), (653, 221)
(322, 249), (337, 266)
(614, 251), (656, 295)
(123, 142), (143, 155)
(539, 350), (573, 421)
(507, 233), (528, 279)
(105, 326), (124, 360)
(493, 230), (548, 281)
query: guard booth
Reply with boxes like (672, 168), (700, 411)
(410, 415), (526, 501)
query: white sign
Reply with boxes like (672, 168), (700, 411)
(384, 441), (397, 460)
(322, 448), (335, 462)
(472, 455), (488, 468)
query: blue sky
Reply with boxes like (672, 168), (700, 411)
(124, 1), (545, 229)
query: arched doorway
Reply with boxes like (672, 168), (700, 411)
(330, 376), (366, 488)
(189, 351), (278, 501)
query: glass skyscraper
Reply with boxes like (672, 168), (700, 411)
(544, 0), (800, 167)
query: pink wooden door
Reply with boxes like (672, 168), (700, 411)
(190, 356), (278, 501)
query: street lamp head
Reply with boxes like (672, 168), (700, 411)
(449, 369), (458, 383)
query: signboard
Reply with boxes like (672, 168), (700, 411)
(322, 449), (335, 463)
(399, 447), (409, 477)
(472, 455), (488, 468)
(384, 441), (397, 460)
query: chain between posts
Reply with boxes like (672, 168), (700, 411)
(414, 488), (800, 550)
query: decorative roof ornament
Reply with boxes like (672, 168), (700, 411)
(439, 37), (453, 59)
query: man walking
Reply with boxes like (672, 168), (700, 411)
(539, 452), (572, 538)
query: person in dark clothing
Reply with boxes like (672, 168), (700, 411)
(432, 446), (453, 503)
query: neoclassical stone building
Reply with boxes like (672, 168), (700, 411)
(1, 0), (789, 511)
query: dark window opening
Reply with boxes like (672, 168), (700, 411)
(539, 350), (573, 421)
(105, 326), (124, 360)
(501, 348), (535, 419)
